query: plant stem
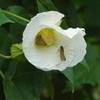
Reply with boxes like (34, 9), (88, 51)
(1, 9), (30, 23)
(0, 70), (4, 78)
(0, 54), (12, 59)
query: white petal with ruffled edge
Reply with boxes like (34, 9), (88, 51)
(30, 11), (64, 26)
(65, 28), (87, 67)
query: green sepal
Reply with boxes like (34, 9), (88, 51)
(10, 43), (26, 62)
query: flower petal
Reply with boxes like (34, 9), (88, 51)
(64, 28), (85, 38)
(30, 11), (64, 26)
(64, 28), (87, 67)
(23, 44), (61, 71)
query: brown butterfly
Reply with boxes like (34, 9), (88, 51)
(60, 46), (66, 61)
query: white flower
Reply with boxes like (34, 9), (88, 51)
(22, 11), (87, 71)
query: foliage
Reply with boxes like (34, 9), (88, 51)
(0, 0), (100, 100)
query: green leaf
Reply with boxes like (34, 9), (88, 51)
(80, 58), (89, 71)
(37, 0), (48, 12)
(85, 44), (99, 66)
(0, 78), (5, 99)
(9, 23), (25, 42)
(73, 63), (88, 85)
(64, 63), (89, 88)
(79, 44), (100, 85)
(84, 0), (100, 27)
(84, 61), (100, 85)
(3, 61), (44, 100)
(63, 63), (89, 92)
(0, 27), (16, 70)
(61, 67), (74, 84)
(44, 74), (54, 100)
(6, 6), (30, 25)
(38, 0), (57, 11)
(0, 9), (14, 25)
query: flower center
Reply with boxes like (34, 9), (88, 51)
(35, 28), (55, 46)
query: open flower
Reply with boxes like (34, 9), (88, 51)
(22, 11), (87, 71)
